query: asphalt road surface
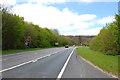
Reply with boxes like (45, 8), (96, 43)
(2, 47), (66, 69)
(1, 47), (116, 78)
(62, 49), (113, 78)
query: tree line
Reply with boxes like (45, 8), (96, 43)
(89, 14), (120, 55)
(2, 8), (72, 50)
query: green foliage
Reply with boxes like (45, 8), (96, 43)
(115, 14), (120, 54)
(2, 9), (72, 50)
(89, 15), (120, 55)
(2, 11), (25, 50)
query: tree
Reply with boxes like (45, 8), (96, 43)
(89, 15), (119, 55)
(2, 6), (72, 50)
(51, 29), (59, 35)
(2, 10), (25, 50)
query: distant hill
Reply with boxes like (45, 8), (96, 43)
(66, 35), (96, 46)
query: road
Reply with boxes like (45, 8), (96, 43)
(2, 47), (66, 70)
(1, 47), (117, 79)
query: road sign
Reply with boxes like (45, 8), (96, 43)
(55, 42), (59, 46)
(24, 36), (31, 43)
(24, 36), (31, 47)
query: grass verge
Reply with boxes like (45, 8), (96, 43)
(76, 47), (119, 77)
(2, 46), (63, 54)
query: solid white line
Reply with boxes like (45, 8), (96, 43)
(0, 48), (67, 73)
(57, 47), (76, 78)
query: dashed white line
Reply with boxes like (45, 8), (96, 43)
(0, 59), (7, 61)
(0, 48), (68, 73)
(32, 59), (38, 62)
(0, 60), (32, 72)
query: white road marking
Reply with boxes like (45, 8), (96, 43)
(0, 48), (68, 73)
(57, 47), (76, 78)
(32, 59), (38, 62)
(0, 60), (32, 72)
(0, 59), (7, 61)
(80, 75), (82, 78)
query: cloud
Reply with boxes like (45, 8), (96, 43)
(0, 0), (118, 7)
(70, 0), (119, 2)
(3, 1), (114, 36)
(21, 0), (120, 3)
(28, 0), (119, 3)
(11, 2), (97, 35)
(59, 22), (95, 32)
(78, 27), (102, 35)
(0, 0), (16, 5)
(97, 16), (115, 24)
(61, 27), (103, 35)
(1, 0), (117, 36)
(79, 0), (119, 2)
(29, 0), (66, 3)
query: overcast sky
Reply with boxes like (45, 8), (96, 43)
(1, 0), (119, 35)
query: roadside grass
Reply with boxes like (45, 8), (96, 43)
(2, 46), (63, 54)
(76, 47), (119, 77)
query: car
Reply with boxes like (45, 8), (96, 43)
(65, 45), (69, 48)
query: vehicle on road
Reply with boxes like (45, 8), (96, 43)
(65, 45), (69, 48)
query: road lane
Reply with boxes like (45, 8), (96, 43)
(2, 47), (117, 79)
(62, 49), (114, 78)
(2, 47), (69, 69)
(2, 47), (74, 78)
